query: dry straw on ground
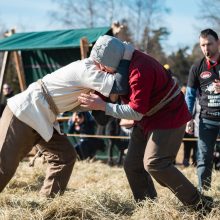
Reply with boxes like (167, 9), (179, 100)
(0, 158), (219, 220)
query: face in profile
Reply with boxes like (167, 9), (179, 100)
(74, 113), (85, 125)
(93, 60), (116, 74)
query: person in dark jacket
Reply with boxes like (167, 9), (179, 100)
(67, 112), (105, 160)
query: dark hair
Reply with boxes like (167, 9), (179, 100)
(200, 28), (219, 40)
(76, 112), (85, 118)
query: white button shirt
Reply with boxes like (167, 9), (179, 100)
(8, 58), (115, 142)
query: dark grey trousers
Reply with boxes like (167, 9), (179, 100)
(124, 125), (199, 205)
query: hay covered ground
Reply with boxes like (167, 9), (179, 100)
(0, 157), (220, 220)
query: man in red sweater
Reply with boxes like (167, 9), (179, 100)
(79, 35), (213, 212)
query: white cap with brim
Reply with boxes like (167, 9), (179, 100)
(90, 35), (125, 69)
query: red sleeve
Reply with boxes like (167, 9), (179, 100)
(128, 67), (155, 114)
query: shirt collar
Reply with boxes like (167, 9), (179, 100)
(206, 55), (220, 70)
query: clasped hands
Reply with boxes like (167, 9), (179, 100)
(78, 92), (106, 111)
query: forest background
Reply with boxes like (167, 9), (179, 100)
(1, 0), (220, 91)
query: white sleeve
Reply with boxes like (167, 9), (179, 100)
(81, 60), (115, 97)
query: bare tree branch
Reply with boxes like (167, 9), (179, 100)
(198, 0), (220, 32)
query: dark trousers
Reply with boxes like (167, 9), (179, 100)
(183, 133), (197, 166)
(124, 125), (199, 205)
(197, 118), (220, 191)
(0, 106), (77, 197)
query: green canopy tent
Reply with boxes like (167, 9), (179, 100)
(0, 27), (112, 93)
(0, 26), (116, 157)
(0, 26), (127, 161)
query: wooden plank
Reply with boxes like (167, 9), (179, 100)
(57, 116), (71, 122)
(0, 51), (9, 95)
(80, 37), (89, 59)
(13, 51), (26, 91)
(9, 28), (26, 91)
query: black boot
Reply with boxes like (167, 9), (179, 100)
(193, 194), (213, 216)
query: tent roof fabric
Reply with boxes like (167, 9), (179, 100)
(0, 27), (111, 51)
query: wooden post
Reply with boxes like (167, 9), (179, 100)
(0, 51), (9, 92)
(0, 29), (15, 92)
(13, 51), (26, 91)
(80, 37), (89, 59)
(8, 28), (26, 91)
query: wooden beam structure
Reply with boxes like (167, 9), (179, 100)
(9, 28), (26, 91)
(0, 51), (9, 104)
(0, 51), (9, 95)
(80, 37), (90, 59)
(13, 51), (26, 91)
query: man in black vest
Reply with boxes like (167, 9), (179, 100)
(185, 28), (220, 192)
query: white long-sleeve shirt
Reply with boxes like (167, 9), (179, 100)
(8, 58), (115, 142)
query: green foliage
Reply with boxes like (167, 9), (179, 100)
(142, 27), (169, 64)
(167, 48), (193, 85)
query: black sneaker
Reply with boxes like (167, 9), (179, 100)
(194, 194), (213, 216)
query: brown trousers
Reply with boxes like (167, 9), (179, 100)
(124, 125), (200, 206)
(0, 106), (77, 197)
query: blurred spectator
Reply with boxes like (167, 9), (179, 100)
(164, 64), (181, 86)
(67, 112), (105, 160)
(0, 83), (14, 117)
(92, 97), (130, 166)
(102, 117), (130, 166)
(3, 83), (14, 98)
(181, 85), (197, 167)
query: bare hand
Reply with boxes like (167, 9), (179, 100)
(119, 119), (134, 128)
(78, 92), (106, 111)
(213, 79), (220, 94)
(185, 119), (194, 134)
(71, 112), (77, 122)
